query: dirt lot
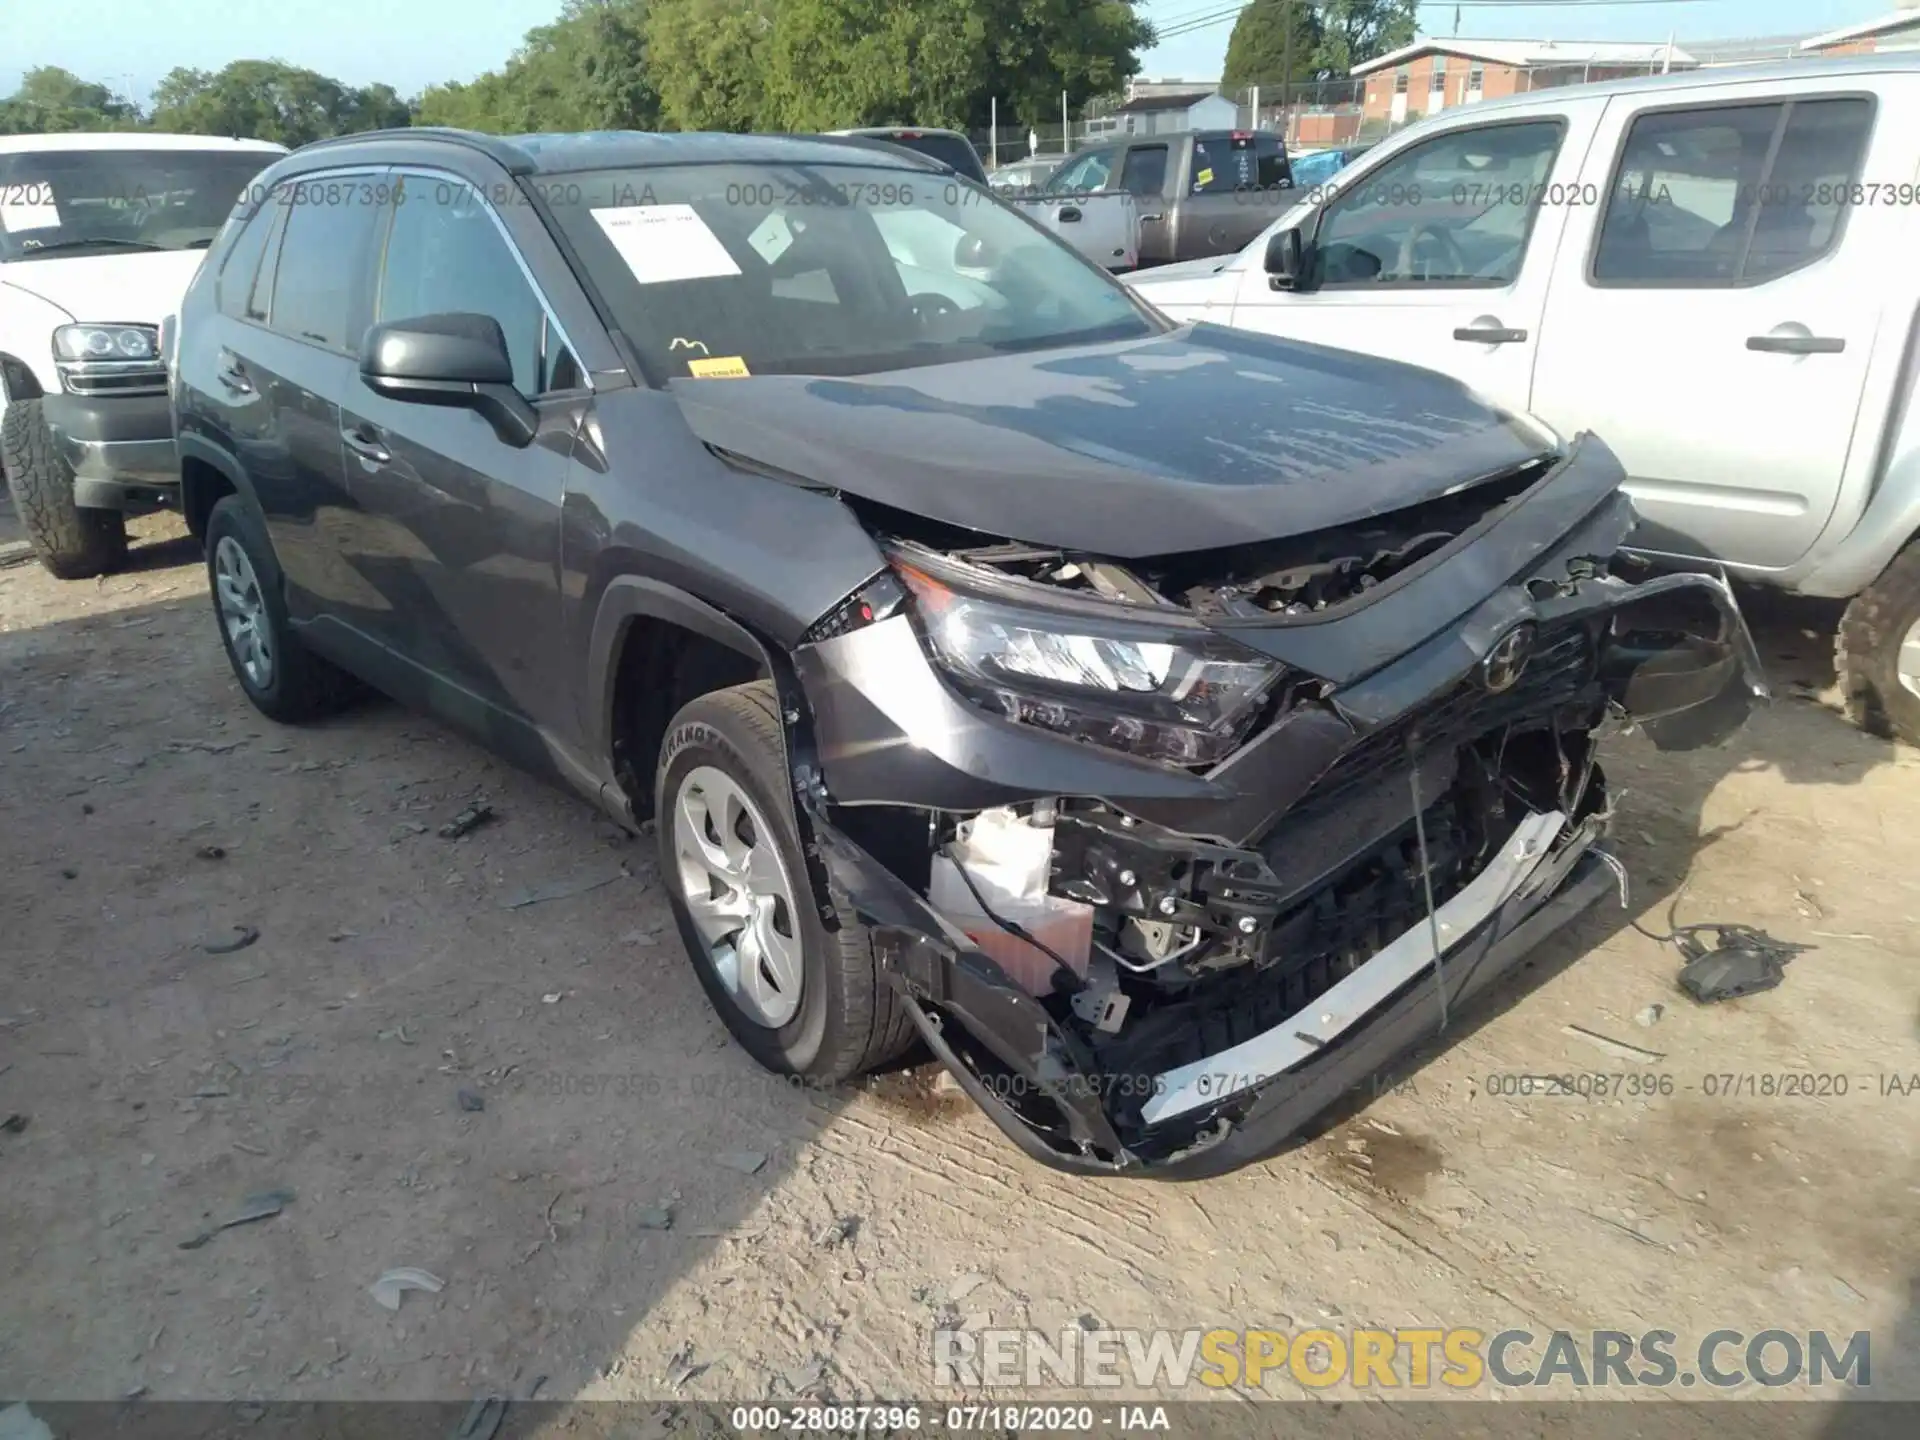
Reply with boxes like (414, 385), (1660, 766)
(1, 509), (1916, 1421)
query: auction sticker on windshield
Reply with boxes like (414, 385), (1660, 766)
(0, 184), (61, 233)
(590, 203), (741, 284)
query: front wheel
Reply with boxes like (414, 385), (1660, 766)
(655, 681), (915, 1083)
(1837, 538), (1920, 746)
(0, 398), (128, 579)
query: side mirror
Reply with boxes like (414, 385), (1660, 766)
(1264, 227), (1306, 291)
(359, 312), (537, 448)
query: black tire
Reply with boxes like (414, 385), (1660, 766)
(204, 494), (358, 723)
(0, 397), (128, 579)
(655, 681), (915, 1083)
(1837, 540), (1920, 747)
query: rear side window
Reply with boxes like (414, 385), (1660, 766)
(377, 178), (552, 396)
(268, 177), (384, 353)
(1593, 97), (1873, 287)
(1190, 135), (1259, 194)
(217, 192), (279, 319)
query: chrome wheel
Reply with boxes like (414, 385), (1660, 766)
(1900, 617), (1920, 701)
(671, 765), (804, 1029)
(213, 535), (273, 690)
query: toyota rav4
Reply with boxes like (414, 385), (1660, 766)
(171, 128), (1765, 1178)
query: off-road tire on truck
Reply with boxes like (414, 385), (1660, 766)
(1837, 537), (1920, 747)
(204, 495), (360, 723)
(0, 398), (129, 579)
(656, 681), (916, 1084)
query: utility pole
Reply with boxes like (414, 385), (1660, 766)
(1281, 0), (1294, 139)
(991, 96), (998, 168)
(1061, 90), (1070, 153)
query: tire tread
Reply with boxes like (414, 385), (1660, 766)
(1, 399), (127, 579)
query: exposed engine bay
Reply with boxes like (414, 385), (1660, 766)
(792, 437), (1769, 1177)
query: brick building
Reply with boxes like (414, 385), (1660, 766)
(1348, 39), (1697, 132)
(1802, 3), (1920, 55)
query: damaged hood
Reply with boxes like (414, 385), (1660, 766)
(669, 324), (1555, 558)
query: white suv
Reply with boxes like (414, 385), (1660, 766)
(0, 133), (284, 576)
(1127, 54), (1920, 743)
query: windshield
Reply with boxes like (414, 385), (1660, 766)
(542, 162), (1162, 379)
(0, 149), (276, 260)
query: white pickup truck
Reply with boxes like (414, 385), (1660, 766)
(1128, 54), (1920, 743)
(0, 132), (285, 577)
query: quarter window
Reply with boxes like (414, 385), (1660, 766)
(377, 177), (559, 396)
(1593, 97), (1874, 286)
(1313, 120), (1564, 287)
(217, 191), (280, 320)
(268, 177), (383, 353)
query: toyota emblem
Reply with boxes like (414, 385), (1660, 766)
(1479, 623), (1537, 693)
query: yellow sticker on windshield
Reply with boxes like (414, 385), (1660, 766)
(688, 355), (750, 379)
(1196, 167), (1214, 187)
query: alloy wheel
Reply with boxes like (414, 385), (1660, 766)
(213, 535), (274, 690)
(671, 765), (804, 1029)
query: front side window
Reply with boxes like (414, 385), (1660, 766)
(1046, 149), (1116, 194)
(268, 177), (385, 352)
(1593, 97), (1873, 287)
(541, 162), (1160, 379)
(1314, 120), (1564, 287)
(377, 177), (552, 395)
(0, 148), (276, 262)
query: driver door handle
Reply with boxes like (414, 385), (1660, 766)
(1453, 325), (1528, 345)
(1747, 333), (1845, 355)
(341, 424), (390, 465)
(215, 353), (253, 395)
(1058, 206), (1082, 222)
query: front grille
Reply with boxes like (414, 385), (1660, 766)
(1301, 621), (1597, 816)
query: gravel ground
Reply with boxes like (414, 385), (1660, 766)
(0, 513), (1915, 1426)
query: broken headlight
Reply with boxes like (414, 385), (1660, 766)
(893, 553), (1281, 765)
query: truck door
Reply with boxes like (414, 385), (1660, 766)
(1531, 80), (1896, 571)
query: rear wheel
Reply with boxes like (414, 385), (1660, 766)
(1837, 538), (1920, 747)
(655, 681), (915, 1082)
(1, 397), (128, 579)
(205, 494), (357, 723)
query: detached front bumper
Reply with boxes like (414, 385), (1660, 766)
(790, 437), (1767, 1176)
(42, 393), (179, 513)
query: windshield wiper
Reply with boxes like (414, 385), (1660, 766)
(8, 238), (169, 259)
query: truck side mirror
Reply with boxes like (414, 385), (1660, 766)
(1265, 227), (1306, 291)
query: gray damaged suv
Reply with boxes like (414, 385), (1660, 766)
(171, 128), (1765, 1178)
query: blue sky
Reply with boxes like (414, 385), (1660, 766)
(2, 0), (1885, 103)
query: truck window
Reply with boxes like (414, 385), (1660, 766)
(1190, 135), (1259, 194)
(1593, 97), (1873, 287)
(1313, 119), (1563, 287)
(1047, 149), (1116, 194)
(1120, 146), (1168, 198)
(1256, 134), (1292, 188)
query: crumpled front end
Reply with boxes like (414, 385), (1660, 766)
(787, 434), (1766, 1177)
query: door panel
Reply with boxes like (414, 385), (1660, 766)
(1532, 85), (1900, 570)
(337, 171), (585, 748)
(1226, 105), (1603, 418)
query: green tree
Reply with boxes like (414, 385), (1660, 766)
(416, 0), (659, 133)
(149, 60), (409, 144)
(1313, 0), (1417, 74)
(0, 66), (142, 133)
(1223, 0), (1325, 89)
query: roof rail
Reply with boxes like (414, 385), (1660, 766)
(283, 127), (538, 175)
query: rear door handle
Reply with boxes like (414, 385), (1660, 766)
(1058, 206), (1081, 222)
(215, 355), (253, 394)
(1138, 211), (1164, 223)
(1747, 333), (1845, 355)
(341, 425), (390, 465)
(1453, 326), (1528, 345)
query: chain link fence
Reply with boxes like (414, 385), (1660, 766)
(968, 39), (1816, 169)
